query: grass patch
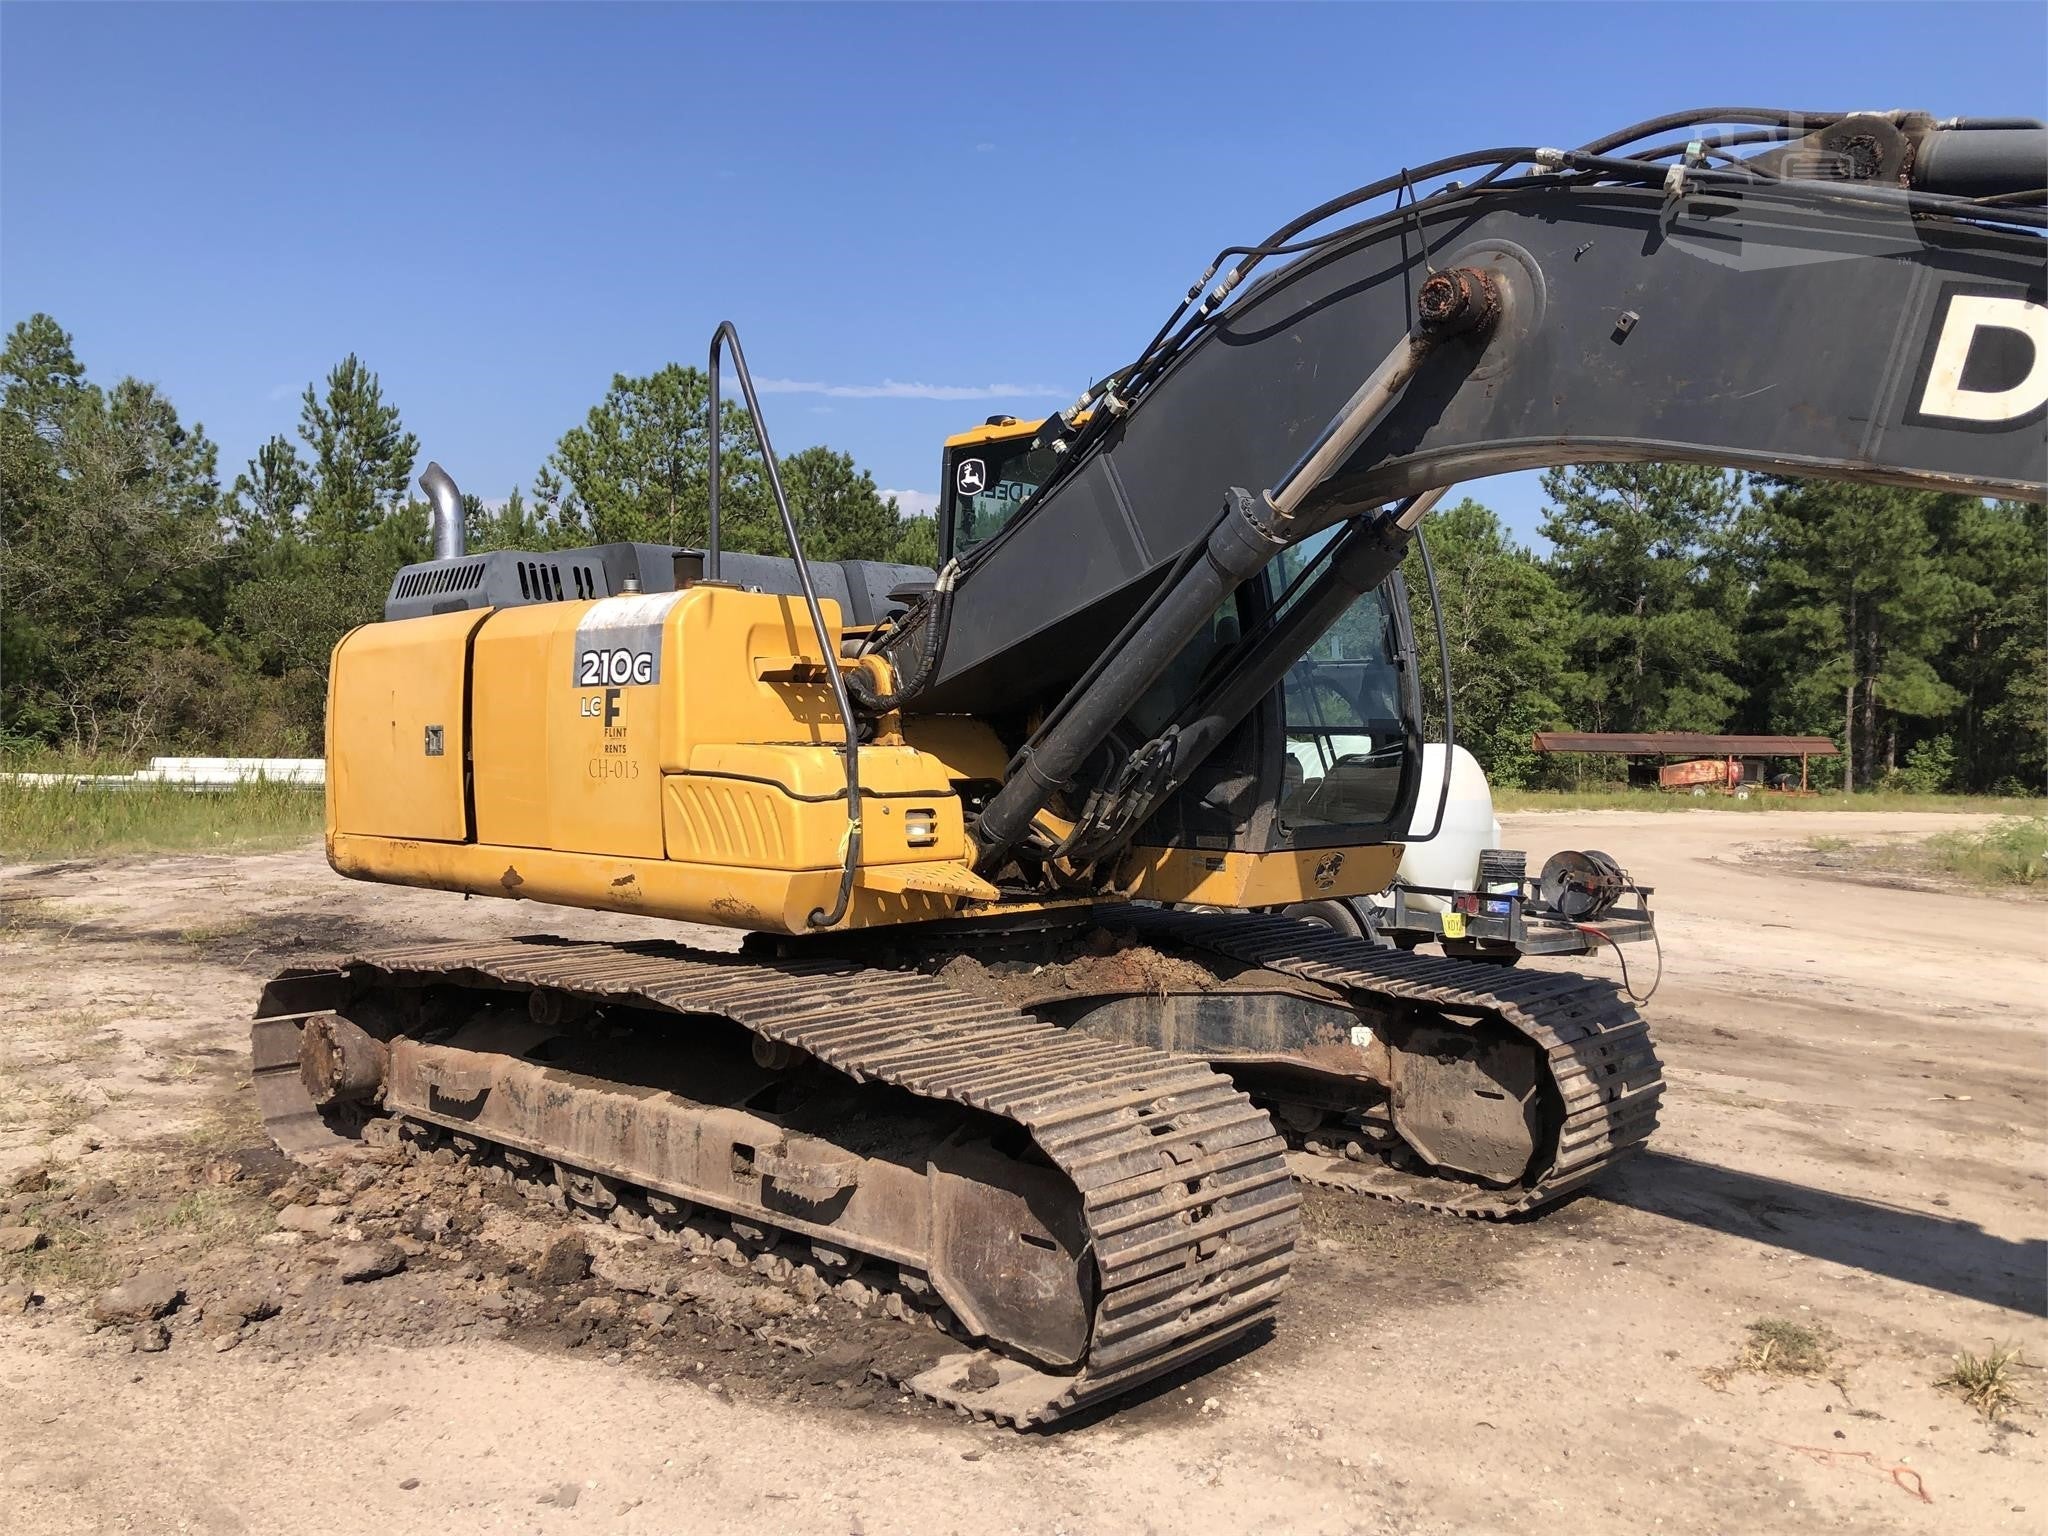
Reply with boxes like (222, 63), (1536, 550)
(137, 1184), (271, 1245)
(178, 917), (258, 947)
(1736, 1317), (1835, 1377)
(0, 1084), (97, 1136)
(1940, 1343), (2030, 1421)
(0, 1207), (118, 1293)
(1922, 818), (2046, 888)
(0, 894), (60, 937)
(39, 1088), (96, 1136)
(1787, 818), (2047, 893)
(181, 1091), (265, 1158)
(1495, 787), (2041, 815)
(0, 773), (322, 859)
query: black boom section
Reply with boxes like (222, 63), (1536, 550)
(914, 181), (2046, 718)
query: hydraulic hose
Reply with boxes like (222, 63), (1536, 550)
(848, 561), (959, 714)
(1574, 107), (1845, 156)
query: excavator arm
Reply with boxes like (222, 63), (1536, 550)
(868, 109), (2046, 881)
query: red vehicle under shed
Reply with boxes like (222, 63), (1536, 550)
(1531, 733), (1840, 793)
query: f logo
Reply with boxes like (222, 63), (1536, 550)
(603, 688), (621, 727)
(956, 458), (987, 496)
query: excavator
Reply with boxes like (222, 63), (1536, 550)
(253, 108), (2046, 1425)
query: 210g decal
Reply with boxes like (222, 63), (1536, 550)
(577, 648), (656, 687)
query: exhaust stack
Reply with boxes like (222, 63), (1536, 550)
(420, 462), (467, 561)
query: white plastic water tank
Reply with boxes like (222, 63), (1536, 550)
(1387, 744), (1500, 913)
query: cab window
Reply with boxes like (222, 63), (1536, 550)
(946, 432), (1061, 553)
(1270, 530), (1408, 829)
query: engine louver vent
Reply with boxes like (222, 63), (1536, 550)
(393, 561), (488, 599)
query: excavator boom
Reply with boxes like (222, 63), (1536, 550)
(891, 111), (2046, 876)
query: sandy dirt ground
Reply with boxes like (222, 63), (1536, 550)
(0, 809), (2041, 1535)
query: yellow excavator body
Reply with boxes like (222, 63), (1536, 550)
(323, 579), (1402, 932)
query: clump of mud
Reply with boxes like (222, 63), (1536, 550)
(934, 927), (1223, 1007)
(0, 1138), (958, 1419)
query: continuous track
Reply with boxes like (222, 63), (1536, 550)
(252, 936), (1300, 1426)
(1113, 907), (1666, 1218)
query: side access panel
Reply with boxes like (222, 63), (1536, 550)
(328, 609), (491, 843)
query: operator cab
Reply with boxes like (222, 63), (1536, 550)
(937, 413), (1425, 883)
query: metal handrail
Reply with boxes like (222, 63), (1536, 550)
(707, 321), (863, 928)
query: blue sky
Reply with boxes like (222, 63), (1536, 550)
(6, 2), (2045, 545)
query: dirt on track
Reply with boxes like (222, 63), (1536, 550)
(0, 809), (2042, 1536)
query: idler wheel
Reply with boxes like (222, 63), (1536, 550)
(298, 1012), (389, 1107)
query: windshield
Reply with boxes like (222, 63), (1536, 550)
(947, 433), (1061, 552)
(1270, 529), (1409, 830)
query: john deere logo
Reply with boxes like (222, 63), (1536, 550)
(956, 458), (987, 496)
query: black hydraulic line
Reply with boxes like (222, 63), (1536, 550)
(1575, 107), (1843, 156)
(1082, 147), (1536, 435)
(707, 321), (864, 929)
(1620, 128), (1798, 168)
(1205, 157), (1528, 267)
(1123, 148), (1539, 390)
(1537, 147), (2048, 227)
(848, 560), (958, 713)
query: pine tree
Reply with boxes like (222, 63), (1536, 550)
(228, 435), (312, 550)
(1539, 464), (1746, 734)
(1403, 499), (1575, 785)
(227, 357), (425, 700)
(533, 365), (771, 549)
(1745, 481), (1962, 790)
(1928, 496), (2045, 793)
(778, 445), (909, 562)
(298, 355), (419, 543)
(0, 316), (225, 750)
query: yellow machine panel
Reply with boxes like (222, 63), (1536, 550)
(667, 743), (964, 870)
(468, 604), (560, 851)
(1117, 841), (1403, 907)
(545, 592), (667, 860)
(327, 609), (489, 843)
(464, 587), (854, 862)
(330, 584), (990, 933)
